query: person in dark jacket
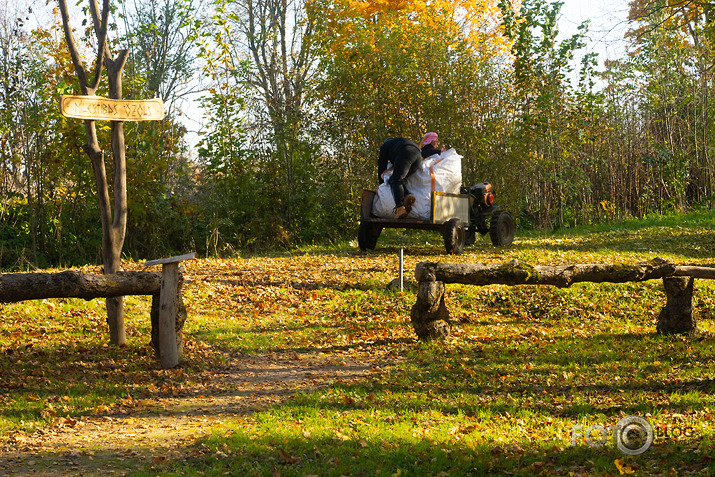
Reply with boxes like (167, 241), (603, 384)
(419, 131), (446, 158)
(377, 137), (419, 219)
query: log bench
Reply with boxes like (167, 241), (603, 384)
(0, 252), (196, 368)
(410, 258), (715, 340)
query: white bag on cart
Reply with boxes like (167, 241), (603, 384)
(371, 148), (463, 220)
(371, 167), (397, 218)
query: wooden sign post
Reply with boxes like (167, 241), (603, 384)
(60, 95), (165, 122)
(58, 93), (165, 351)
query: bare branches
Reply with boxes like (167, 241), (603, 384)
(57, 0), (93, 94)
(57, 0), (110, 95)
(88, 0), (110, 91)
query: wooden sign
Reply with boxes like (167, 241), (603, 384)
(60, 95), (165, 121)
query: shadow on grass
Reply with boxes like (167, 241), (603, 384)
(6, 417), (711, 477)
(2, 320), (715, 477)
(158, 424), (714, 477)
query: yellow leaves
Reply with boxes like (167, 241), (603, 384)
(347, 0), (412, 17)
(10, 431), (29, 444)
(615, 458), (636, 474)
(65, 417), (79, 427)
(601, 200), (616, 217)
(322, 0), (507, 55)
(41, 403), (58, 419)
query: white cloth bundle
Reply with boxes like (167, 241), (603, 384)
(371, 148), (463, 220)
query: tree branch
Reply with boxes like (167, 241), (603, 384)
(88, 0), (113, 66)
(57, 0), (91, 93)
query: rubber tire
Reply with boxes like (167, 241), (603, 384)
(489, 210), (515, 247)
(443, 218), (466, 255)
(358, 222), (382, 251)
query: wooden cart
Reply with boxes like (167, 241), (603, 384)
(358, 186), (515, 254)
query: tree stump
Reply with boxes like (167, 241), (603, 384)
(410, 281), (451, 340)
(657, 276), (696, 335)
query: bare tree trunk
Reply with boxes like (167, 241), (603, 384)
(102, 52), (130, 345)
(58, 0), (130, 345)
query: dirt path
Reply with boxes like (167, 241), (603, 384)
(0, 351), (377, 476)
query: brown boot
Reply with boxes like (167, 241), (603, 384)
(394, 206), (408, 219)
(404, 194), (416, 214)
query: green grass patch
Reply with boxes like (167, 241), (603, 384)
(2, 211), (715, 475)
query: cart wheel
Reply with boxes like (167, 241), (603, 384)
(489, 210), (515, 247)
(443, 218), (465, 255)
(358, 222), (382, 251)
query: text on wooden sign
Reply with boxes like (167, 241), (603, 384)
(60, 95), (165, 121)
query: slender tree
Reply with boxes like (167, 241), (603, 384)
(213, 0), (319, 242)
(58, 0), (130, 345)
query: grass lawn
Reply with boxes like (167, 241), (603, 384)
(1, 209), (715, 476)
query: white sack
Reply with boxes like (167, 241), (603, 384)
(371, 165), (397, 219)
(371, 149), (463, 220)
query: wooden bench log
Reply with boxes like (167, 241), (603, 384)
(0, 267), (189, 369)
(411, 259), (713, 340)
(673, 266), (715, 279)
(0, 270), (162, 303)
(415, 258), (677, 287)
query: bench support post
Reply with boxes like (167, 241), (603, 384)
(657, 276), (696, 335)
(158, 262), (180, 368)
(145, 252), (195, 368)
(410, 281), (451, 340)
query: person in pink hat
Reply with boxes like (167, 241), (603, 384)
(418, 131), (446, 158)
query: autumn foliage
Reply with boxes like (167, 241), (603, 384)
(2, 211), (715, 474)
(1, 0), (715, 262)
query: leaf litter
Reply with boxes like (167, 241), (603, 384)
(1, 229), (715, 475)
(0, 252), (411, 475)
